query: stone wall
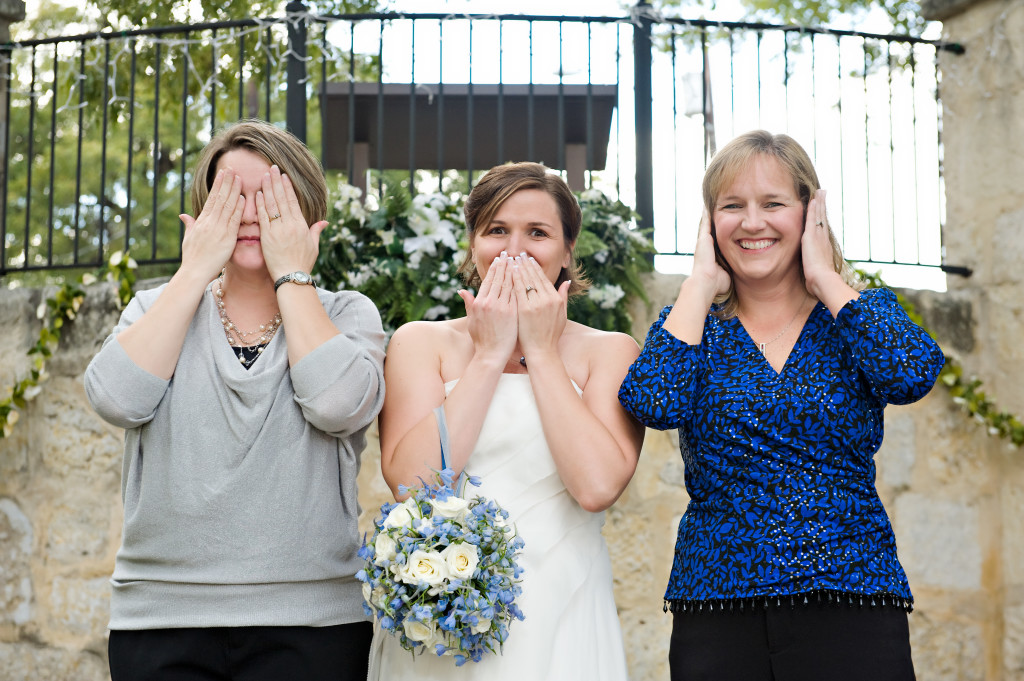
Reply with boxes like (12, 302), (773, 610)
(921, 0), (1024, 678)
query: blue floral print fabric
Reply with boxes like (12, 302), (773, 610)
(619, 288), (944, 608)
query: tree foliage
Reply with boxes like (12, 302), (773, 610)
(652, 0), (929, 36)
(4, 0), (385, 285)
(92, 0), (385, 31)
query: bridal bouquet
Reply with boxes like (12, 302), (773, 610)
(357, 468), (526, 665)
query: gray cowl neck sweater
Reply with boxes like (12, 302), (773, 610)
(85, 282), (386, 629)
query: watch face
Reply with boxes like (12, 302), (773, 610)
(294, 272), (312, 285)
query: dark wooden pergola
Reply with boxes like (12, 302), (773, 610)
(321, 82), (618, 195)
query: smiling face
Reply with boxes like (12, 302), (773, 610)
(470, 188), (571, 285)
(216, 147), (272, 273)
(711, 154), (806, 291)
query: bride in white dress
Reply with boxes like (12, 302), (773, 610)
(369, 162), (644, 680)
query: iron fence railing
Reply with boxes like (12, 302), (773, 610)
(0, 4), (963, 286)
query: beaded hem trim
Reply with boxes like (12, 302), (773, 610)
(664, 590), (914, 614)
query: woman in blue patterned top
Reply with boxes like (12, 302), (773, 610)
(619, 130), (944, 680)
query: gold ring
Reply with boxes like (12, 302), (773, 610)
(270, 213), (281, 221)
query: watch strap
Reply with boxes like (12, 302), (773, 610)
(273, 271), (313, 291)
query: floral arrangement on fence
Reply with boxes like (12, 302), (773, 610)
(356, 468), (525, 664)
(316, 185), (466, 335)
(315, 181), (655, 335)
(570, 187), (655, 333)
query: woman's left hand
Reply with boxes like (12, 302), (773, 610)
(801, 189), (839, 298)
(512, 253), (570, 362)
(802, 188), (858, 315)
(257, 165), (327, 281)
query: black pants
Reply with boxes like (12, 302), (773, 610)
(108, 622), (373, 681)
(669, 604), (916, 681)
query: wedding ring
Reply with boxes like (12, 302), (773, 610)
(270, 213), (281, 221)
(815, 220), (824, 227)
(524, 286), (535, 294)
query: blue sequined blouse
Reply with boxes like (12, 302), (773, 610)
(618, 288), (944, 609)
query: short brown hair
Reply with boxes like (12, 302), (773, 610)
(458, 162), (590, 297)
(702, 130), (862, 318)
(189, 119), (327, 226)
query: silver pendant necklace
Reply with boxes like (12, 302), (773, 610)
(745, 296), (811, 356)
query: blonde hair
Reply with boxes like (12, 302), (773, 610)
(458, 162), (590, 298)
(703, 130), (863, 319)
(189, 119), (327, 225)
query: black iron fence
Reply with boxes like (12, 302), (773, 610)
(0, 3), (963, 286)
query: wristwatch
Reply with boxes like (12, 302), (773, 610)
(273, 271), (314, 291)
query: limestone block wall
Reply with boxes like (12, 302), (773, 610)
(919, 1), (1024, 679)
(0, 269), (1020, 680)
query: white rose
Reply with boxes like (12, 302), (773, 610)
(471, 617), (491, 634)
(429, 495), (469, 521)
(399, 549), (450, 586)
(441, 542), (479, 580)
(374, 533), (397, 563)
(361, 581), (373, 605)
(383, 498), (419, 529)
(403, 617), (436, 643)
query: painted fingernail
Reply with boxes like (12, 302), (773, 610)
(520, 251), (527, 258)
(500, 251), (508, 259)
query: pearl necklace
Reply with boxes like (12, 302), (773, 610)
(744, 296), (811, 356)
(214, 276), (282, 353)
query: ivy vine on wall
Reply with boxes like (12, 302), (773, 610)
(1, 252), (137, 437)
(857, 269), (1023, 446)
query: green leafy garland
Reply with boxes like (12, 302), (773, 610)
(315, 182), (655, 336)
(857, 269), (1023, 447)
(1, 252), (137, 438)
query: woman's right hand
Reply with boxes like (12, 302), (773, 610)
(457, 252), (518, 364)
(689, 207), (732, 302)
(662, 209), (730, 343)
(178, 168), (245, 282)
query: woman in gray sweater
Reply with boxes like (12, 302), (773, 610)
(85, 119), (386, 681)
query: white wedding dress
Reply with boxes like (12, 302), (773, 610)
(366, 374), (629, 680)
